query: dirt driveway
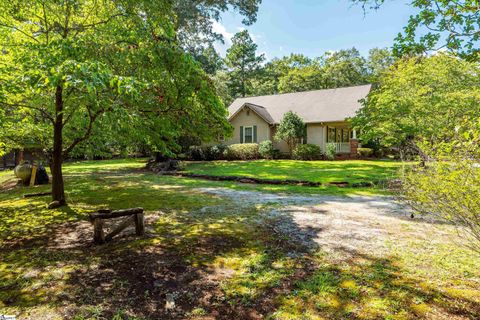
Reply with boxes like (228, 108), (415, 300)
(200, 187), (453, 259)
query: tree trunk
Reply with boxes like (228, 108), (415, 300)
(51, 85), (66, 205)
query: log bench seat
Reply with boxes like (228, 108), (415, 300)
(89, 207), (144, 244)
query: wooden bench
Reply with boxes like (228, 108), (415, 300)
(89, 207), (145, 244)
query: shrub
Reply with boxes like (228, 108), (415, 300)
(187, 146), (204, 161)
(204, 145), (226, 160)
(325, 143), (336, 160)
(187, 145), (225, 161)
(292, 144), (322, 160)
(357, 147), (373, 158)
(223, 143), (259, 160)
(259, 140), (275, 159)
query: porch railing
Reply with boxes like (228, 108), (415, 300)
(333, 142), (350, 154)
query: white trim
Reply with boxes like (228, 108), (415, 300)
(243, 126), (254, 143)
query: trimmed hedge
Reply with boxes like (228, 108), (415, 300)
(223, 143), (259, 160)
(292, 144), (322, 160)
(357, 147), (374, 158)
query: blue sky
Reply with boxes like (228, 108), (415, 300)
(213, 0), (417, 60)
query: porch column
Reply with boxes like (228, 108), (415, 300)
(350, 129), (358, 158)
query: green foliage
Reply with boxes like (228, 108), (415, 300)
(174, 0), (261, 56)
(225, 30), (265, 98)
(325, 143), (337, 160)
(292, 144), (322, 160)
(357, 148), (374, 158)
(223, 143), (259, 160)
(258, 140), (276, 159)
(352, 54), (480, 155)
(402, 120), (480, 251)
(353, 0), (480, 60)
(247, 48), (394, 97)
(274, 111), (306, 153)
(187, 145), (225, 161)
(0, 0), (235, 202)
(322, 48), (368, 88)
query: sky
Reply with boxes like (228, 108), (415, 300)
(213, 0), (417, 60)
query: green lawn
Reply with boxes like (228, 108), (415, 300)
(1, 158), (479, 319)
(185, 159), (407, 194)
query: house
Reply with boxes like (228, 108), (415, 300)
(224, 84), (371, 157)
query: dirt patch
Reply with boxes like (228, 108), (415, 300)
(199, 188), (416, 258)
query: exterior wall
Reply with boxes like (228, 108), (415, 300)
(270, 125), (290, 154)
(224, 107), (271, 145)
(306, 123), (326, 153)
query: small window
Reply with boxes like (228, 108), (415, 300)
(244, 126), (253, 143)
(218, 134), (225, 142)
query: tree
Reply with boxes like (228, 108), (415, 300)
(192, 44), (224, 75)
(174, 0), (261, 56)
(353, 0), (480, 60)
(278, 64), (324, 93)
(366, 47), (396, 82)
(225, 30), (265, 98)
(274, 111), (306, 153)
(321, 48), (368, 88)
(0, 0), (231, 206)
(402, 120), (480, 252)
(352, 53), (480, 159)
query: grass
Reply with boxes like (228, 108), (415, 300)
(1, 158), (479, 319)
(184, 159), (407, 195)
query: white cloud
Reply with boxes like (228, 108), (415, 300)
(212, 20), (234, 44)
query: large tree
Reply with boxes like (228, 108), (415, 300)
(353, 0), (480, 60)
(352, 53), (480, 158)
(174, 0), (261, 56)
(321, 48), (369, 88)
(225, 30), (265, 98)
(0, 0), (231, 206)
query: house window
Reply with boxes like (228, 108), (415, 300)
(218, 134), (225, 142)
(244, 126), (253, 143)
(327, 127), (350, 143)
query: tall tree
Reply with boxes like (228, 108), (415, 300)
(321, 48), (368, 88)
(174, 0), (261, 56)
(352, 0), (480, 60)
(225, 30), (265, 98)
(352, 53), (480, 157)
(366, 47), (396, 82)
(0, 0), (231, 206)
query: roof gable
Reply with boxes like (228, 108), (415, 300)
(228, 84), (371, 124)
(229, 103), (275, 124)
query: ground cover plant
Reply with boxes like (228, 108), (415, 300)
(1, 158), (478, 319)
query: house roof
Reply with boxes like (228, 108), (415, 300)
(228, 84), (372, 124)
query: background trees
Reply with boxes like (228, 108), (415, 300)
(225, 30), (265, 98)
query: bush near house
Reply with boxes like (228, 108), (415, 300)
(292, 144), (322, 160)
(258, 140), (276, 159)
(325, 143), (336, 160)
(357, 147), (374, 158)
(187, 145), (226, 161)
(223, 143), (259, 160)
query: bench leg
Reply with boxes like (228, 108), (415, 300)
(135, 212), (145, 236)
(93, 218), (105, 244)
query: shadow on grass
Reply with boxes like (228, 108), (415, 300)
(0, 165), (478, 319)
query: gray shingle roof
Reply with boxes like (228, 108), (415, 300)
(228, 84), (371, 124)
